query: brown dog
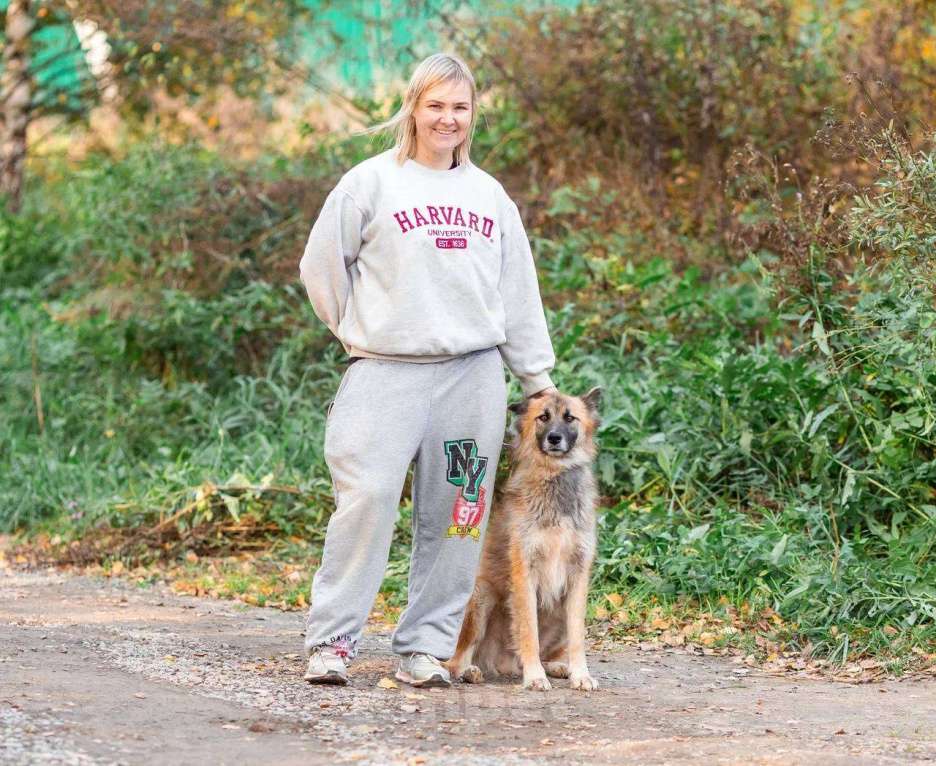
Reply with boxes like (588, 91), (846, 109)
(448, 387), (601, 691)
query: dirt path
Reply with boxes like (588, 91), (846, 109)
(1, 568), (934, 765)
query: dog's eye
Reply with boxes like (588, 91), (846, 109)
(537, 412), (550, 422)
(563, 413), (576, 423)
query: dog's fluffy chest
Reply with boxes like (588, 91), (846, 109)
(527, 522), (583, 609)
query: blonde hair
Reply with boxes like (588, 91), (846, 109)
(365, 53), (478, 167)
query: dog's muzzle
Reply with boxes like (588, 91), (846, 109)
(541, 430), (574, 456)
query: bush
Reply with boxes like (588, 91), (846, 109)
(531, 122), (936, 652)
(475, 0), (845, 220)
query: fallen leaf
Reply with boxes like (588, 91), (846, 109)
(606, 593), (623, 608)
(133, 692), (146, 699)
(377, 677), (399, 690)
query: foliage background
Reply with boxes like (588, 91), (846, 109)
(1, 0), (934, 671)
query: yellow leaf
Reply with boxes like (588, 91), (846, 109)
(921, 38), (936, 63)
(111, 561), (124, 575)
(594, 606), (609, 619)
(606, 592), (624, 608)
(377, 677), (398, 690)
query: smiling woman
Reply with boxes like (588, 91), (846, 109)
(361, 52), (480, 170)
(296, 52), (556, 690)
(411, 80), (472, 169)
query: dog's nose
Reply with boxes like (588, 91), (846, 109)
(547, 433), (562, 446)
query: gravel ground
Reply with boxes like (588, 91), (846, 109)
(1, 568), (934, 765)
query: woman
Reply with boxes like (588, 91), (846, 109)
(299, 52), (555, 687)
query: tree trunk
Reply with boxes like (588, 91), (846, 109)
(1, 0), (34, 214)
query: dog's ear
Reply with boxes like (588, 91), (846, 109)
(508, 399), (528, 416)
(581, 386), (602, 413)
(509, 389), (549, 416)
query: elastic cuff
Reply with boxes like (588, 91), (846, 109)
(519, 372), (555, 398)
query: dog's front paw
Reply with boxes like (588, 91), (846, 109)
(569, 673), (598, 691)
(461, 665), (484, 684)
(523, 674), (552, 691)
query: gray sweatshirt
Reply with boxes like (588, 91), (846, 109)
(299, 148), (555, 397)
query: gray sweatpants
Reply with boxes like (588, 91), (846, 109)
(304, 348), (507, 661)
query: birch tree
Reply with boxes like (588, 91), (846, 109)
(1, 0), (34, 212)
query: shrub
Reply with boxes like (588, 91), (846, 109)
(474, 0), (845, 220)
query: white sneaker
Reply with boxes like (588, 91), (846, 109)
(395, 653), (452, 688)
(304, 647), (348, 685)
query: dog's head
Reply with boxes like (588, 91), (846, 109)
(509, 387), (601, 463)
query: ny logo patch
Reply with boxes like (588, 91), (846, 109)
(444, 439), (488, 540)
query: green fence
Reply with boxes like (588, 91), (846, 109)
(0, 0), (91, 112)
(300, 0), (582, 93)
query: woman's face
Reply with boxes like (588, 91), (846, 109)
(412, 79), (473, 160)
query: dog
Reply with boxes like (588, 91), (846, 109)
(447, 387), (602, 691)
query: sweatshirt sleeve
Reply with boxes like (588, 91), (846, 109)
(298, 187), (364, 336)
(498, 199), (556, 397)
